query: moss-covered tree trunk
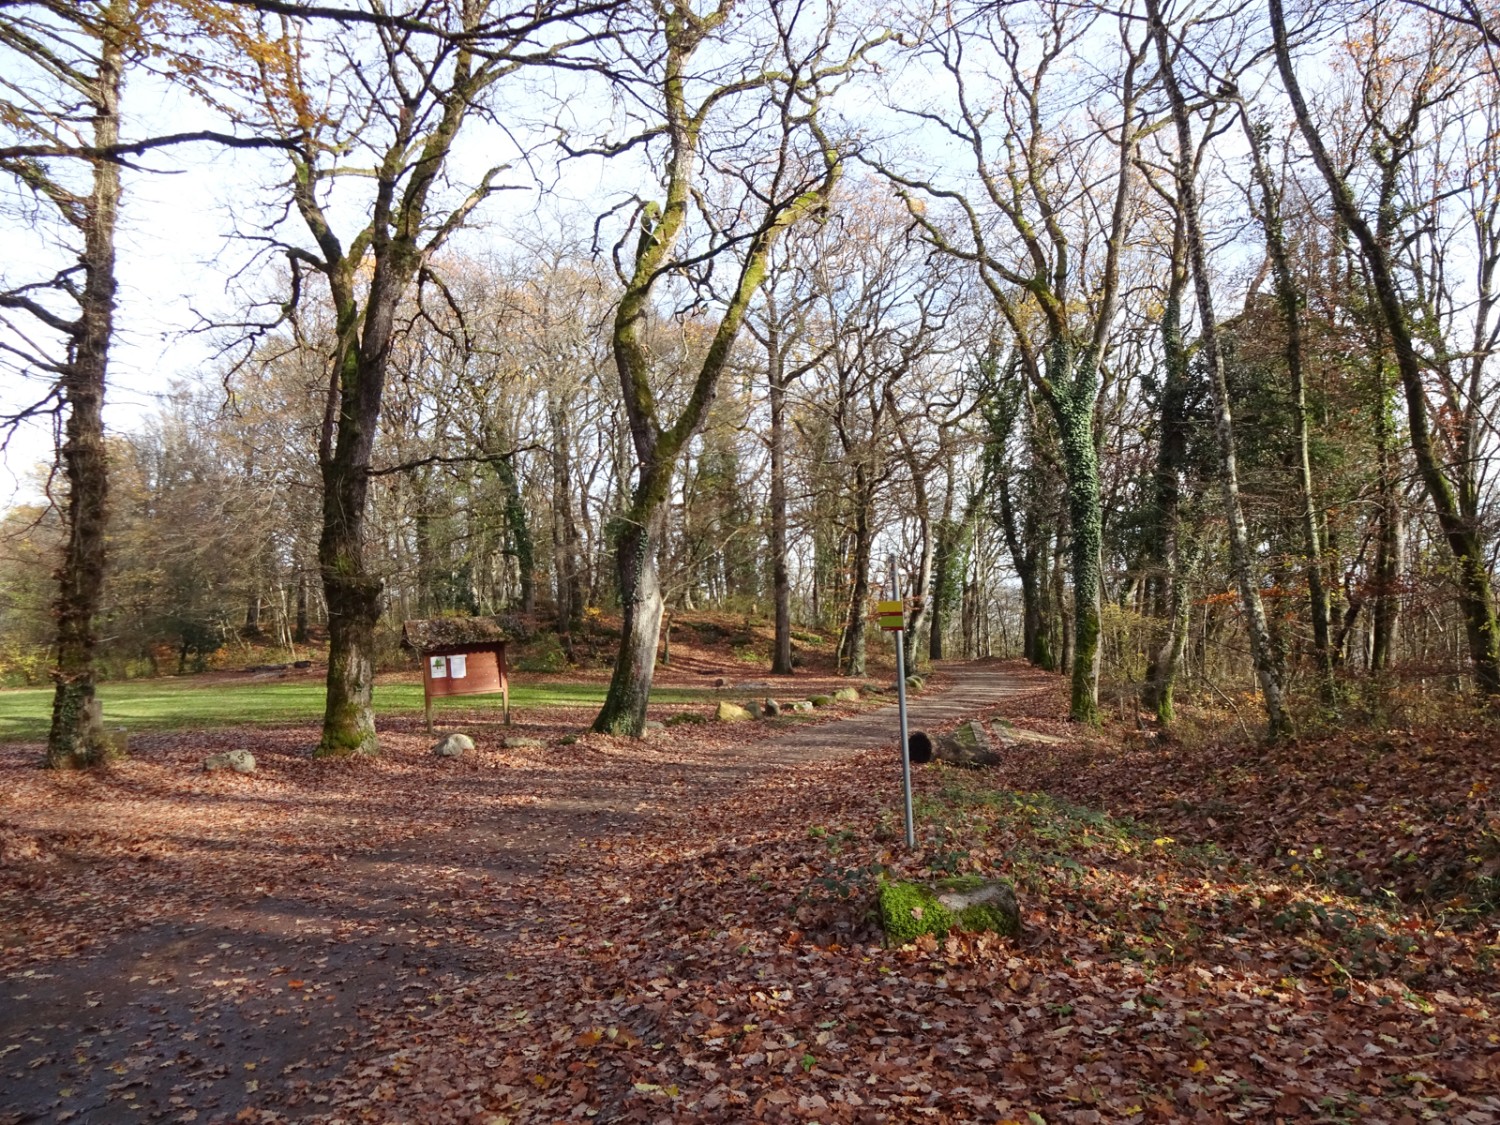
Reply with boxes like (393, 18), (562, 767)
(591, 8), (848, 735)
(593, 479), (670, 734)
(47, 2), (123, 769)
(317, 334), (384, 756)
(1054, 377), (1103, 725)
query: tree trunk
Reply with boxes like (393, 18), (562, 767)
(838, 482), (873, 677)
(592, 483), (669, 735)
(904, 461), (936, 667)
(47, 5), (123, 770)
(1142, 279), (1192, 726)
(1372, 423), (1403, 672)
(294, 569), (310, 645)
(769, 360), (794, 674)
(1152, 0), (1290, 736)
(492, 452), (535, 614)
(317, 344), (383, 756)
(928, 511), (969, 663)
(549, 398), (579, 659)
(1055, 383), (1103, 725)
(1241, 108), (1336, 705)
(1271, 0), (1500, 694)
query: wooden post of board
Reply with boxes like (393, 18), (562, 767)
(500, 644), (510, 725)
(423, 657), (434, 733)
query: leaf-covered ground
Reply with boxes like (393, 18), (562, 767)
(2, 662), (1497, 1123)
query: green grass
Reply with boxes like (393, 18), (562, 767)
(0, 677), (715, 742)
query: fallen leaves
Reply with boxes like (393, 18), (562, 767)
(1, 666), (1499, 1122)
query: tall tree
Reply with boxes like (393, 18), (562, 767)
(1148, 0), (1290, 736)
(215, 0), (596, 754)
(584, 0), (875, 735)
(1270, 0), (1500, 694)
(887, 0), (1147, 723)
(0, 1), (131, 766)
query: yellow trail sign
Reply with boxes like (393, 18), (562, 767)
(877, 599), (905, 631)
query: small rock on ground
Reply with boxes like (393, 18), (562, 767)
(204, 749), (256, 774)
(433, 733), (474, 757)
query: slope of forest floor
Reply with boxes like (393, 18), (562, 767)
(1, 661), (1497, 1123)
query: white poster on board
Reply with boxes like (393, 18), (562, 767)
(449, 654), (467, 678)
(430, 655), (447, 678)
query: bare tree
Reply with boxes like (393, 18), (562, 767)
(1270, 0), (1500, 694)
(883, 0), (1148, 723)
(207, 0), (602, 754)
(578, 0), (882, 735)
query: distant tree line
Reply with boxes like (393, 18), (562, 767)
(2, 0), (1498, 763)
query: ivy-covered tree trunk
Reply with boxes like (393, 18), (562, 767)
(1371, 401), (1403, 673)
(1142, 243), (1193, 725)
(838, 480), (873, 677)
(997, 469), (1048, 669)
(47, 2), (123, 770)
(928, 514), (970, 662)
(1054, 378), (1103, 725)
(492, 452), (535, 614)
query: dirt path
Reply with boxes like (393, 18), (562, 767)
(0, 661), (1031, 1125)
(737, 663), (1043, 764)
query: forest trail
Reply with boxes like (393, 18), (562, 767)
(735, 660), (1048, 764)
(0, 660), (1032, 1125)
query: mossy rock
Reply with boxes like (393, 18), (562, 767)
(905, 675), (925, 692)
(716, 701), (753, 722)
(809, 695), (833, 707)
(833, 687), (860, 703)
(666, 711), (710, 726)
(878, 875), (1019, 946)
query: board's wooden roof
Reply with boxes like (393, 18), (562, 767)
(401, 615), (528, 651)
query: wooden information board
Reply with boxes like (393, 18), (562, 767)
(404, 617), (524, 731)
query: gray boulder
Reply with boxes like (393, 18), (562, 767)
(501, 735), (544, 749)
(763, 698), (782, 717)
(432, 733), (474, 757)
(204, 749), (256, 775)
(788, 700), (814, 713)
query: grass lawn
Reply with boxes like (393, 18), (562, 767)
(0, 676), (713, 742)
